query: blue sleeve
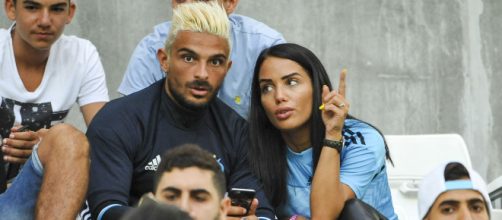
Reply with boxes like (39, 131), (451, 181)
(86, 102), (141, 220)
(118, 23), (169, 95)
(339, 125), (386, 199)
(271, 32), (286, 45)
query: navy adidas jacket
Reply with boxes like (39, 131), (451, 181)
(85, 80), (274, 220)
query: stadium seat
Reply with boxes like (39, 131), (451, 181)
(492, 209), (502, 219)
(488, 175), (502, 209)
(384, 134), (472, 219)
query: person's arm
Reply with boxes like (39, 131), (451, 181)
(85, 103), (139, 220)
(77, 41), (109, 124)
(81, 102), (106, 126)
(310, 71), (352, 219)
(118, 24), (168, 95)
(311, 145), (356, 219)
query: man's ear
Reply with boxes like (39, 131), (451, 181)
(226, 60), (232, 72)
(222, 0), (239, 14)
(5, 0), (16, 21)
(66, 2), (76, 24)
(157, 48), (170, 75)
(220, 197), (231, 219)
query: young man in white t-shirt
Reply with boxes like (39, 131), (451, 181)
(0, 0), (109, 219)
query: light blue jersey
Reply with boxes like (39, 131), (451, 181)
(278, 119), (397, 219)
(118, 14), (285, 119)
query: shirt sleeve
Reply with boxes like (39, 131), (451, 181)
(339, 125), (387, 199)
(227, 120), (276, 219)
(270, 32), (286, 45)
(77, 42), (109, 106)
(86, 103), (140, 220)
(118, 27), (167, 95)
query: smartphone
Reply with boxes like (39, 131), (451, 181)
(228, 188), (256, 216)
(18, 125), (31, 132)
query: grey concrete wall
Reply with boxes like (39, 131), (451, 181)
(1, 0), (501, 181)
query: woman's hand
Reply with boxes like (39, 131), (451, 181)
(321, 69), (349, 140)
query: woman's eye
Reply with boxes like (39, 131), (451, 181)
(288, 79), (298, 86)
(261, 85), (273, 94)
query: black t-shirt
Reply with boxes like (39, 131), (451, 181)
(86, 80), (274, 220)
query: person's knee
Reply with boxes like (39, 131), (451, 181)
(38, 124), (89, 164)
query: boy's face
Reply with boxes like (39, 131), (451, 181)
(154, 167), (230, 220)
(5, 0), (75, 51)
(425, 189), (489, 220)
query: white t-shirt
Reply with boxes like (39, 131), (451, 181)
(0, 24), (109, 139)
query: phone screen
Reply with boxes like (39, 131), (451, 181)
(228, 188), (256, 216)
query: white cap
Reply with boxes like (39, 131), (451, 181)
(417, 161), (492, 219)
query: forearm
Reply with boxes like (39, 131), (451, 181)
(310, 146), (345, 219)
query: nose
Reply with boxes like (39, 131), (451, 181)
(178, 195), (197, 219)
(194, 63), (209, 80)
(457, 206), (472, 220)
(38, 9), (51, 28)
(274, 86), (287, 104)
(178, 194), (191, 213)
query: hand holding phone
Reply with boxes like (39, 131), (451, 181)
(228, 188), (256, 216)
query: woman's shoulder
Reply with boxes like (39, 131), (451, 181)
(343, 118), (386, 154)
(341, 119), (387, 168)
(343, 119), (383, 142)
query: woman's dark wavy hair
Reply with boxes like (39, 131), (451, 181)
(248, 43), (393, 207)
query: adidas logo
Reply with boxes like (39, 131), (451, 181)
(145, 155), (161, 171)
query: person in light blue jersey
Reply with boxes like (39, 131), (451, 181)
(119, 0), (285, 119)
(247, 43), (397, 219)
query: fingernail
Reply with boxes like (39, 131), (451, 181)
(2, 139), (6, 144)
(9, 134), (14, 138)
(319, 104), (325, 110)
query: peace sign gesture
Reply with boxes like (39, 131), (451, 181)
(320, 69), (349, 141)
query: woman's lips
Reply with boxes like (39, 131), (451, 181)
(275, 107), (294, 120)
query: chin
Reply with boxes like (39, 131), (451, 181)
(274, 121), (300, 131)
(31, 43), (53, 51)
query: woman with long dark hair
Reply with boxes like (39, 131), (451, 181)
(248, 43), (397, 219)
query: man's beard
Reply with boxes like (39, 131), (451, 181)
(168, 79), (217, 111)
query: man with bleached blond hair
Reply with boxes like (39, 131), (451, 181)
(84, 2), (274, 220)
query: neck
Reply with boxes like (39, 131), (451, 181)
(11, 30), (50, 69)
(281, 124), (311, 153)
